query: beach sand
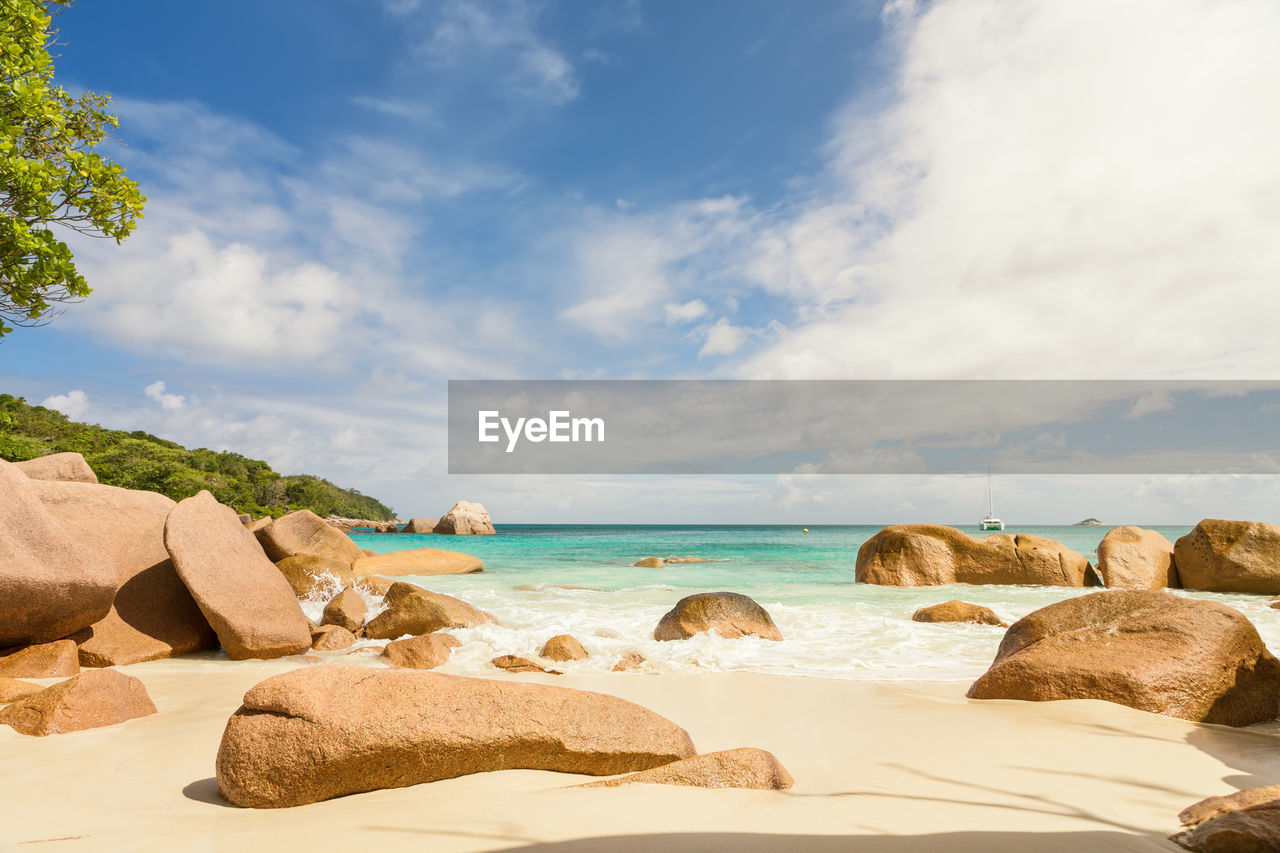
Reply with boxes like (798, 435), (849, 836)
(4, 661), (1279, 852)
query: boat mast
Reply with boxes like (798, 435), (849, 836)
(987, 467), (995, 517)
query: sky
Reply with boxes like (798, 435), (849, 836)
(3, 0), (1280, 524)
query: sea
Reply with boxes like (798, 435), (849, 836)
(321, 524), (1280, 683)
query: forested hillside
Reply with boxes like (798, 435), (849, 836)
(0, 394), (394, 520)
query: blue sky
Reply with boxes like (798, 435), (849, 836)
(4, 0), (1280, 524)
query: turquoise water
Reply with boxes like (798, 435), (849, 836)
(332, 524), (1280, 682)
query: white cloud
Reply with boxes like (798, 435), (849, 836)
(349, 95), (435, 123)
(699, 318), (747, 357)
(40, 390), (89, 420)
(1125, 390), (1175, 419)
(419, 0), (579, 105)
(665, 299), (708, 324)
(733, 0), (1280, 380)
(144, 381), (187, 411)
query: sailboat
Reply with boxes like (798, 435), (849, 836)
(979, 469), (1004, 530)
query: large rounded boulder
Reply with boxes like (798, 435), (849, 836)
(433, 500), (495, 535)
(1175, 519), (1280, 594)
(654, 592), (783, 642)
(1096, 526), (1179, 590)
(164, 491), (312, 660)
(856, 524), (1090, 587)
(912, 600), (1007, 627)
(215, 665), (696, 807)
(967, 590), (1280, 726)
(255, 509), (364, 566)
(0, 669), (156, 736)
(0, 459), (116, 647)
(33, 480), (216, 666)
(400, 517), (436, 533)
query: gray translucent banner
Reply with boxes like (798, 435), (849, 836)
(447, 380), (1280, 475)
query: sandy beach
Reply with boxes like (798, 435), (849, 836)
(6, 660), (1279, 852)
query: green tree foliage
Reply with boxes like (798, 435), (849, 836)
(0, 394), (396, 520)
(1, 0), (145, 336)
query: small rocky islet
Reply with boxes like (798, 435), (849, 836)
(4, 451), (1280, 843)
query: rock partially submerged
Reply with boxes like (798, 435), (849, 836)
(0, 669), (157, 736)
(492, 654), (561, 674)
(1175, 519), (1280, 594)
(382, 633), (460, 669)
(0, 640), (79, 678)
(1172, 785), (1280, 851)
(542, 634), (588, 662)
(912, 600), (1007, 627)
(967, 590), (1280, 726)
(634, 557), (665, 568)
(34, 480), (216, 667)
(310, 625), (357, 651)
(654, 592), (783, 642)
(322, 587), (367, 633)
(0, 459), (116, 647)
(351, 548), (483, 577)
(856, 524), (1091, 587)
(215, 665), (696, 807)
(15, 451), (98, 484)
(400, 517), (436, 533)
(433, 500), (495, 535)
(1097, 526), (1179, 590)
(164, 491), (312, 660)
(275, 554), (353, 596)
(579, 748), (794, 790)
(613, 651), (646, 672)
(363, 582), (495, 640)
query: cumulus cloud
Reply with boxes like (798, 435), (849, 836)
(665, 299), (708, 324)
(144, 381), (187, 411)
(40, 390), (89, 420)
(699, 318), (747, 357)
(733, 0), (1280, 380)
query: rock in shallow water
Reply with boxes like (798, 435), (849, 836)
(579, 748), (794, 790)
(433, 500), (495, 535)
(542, 634), (588, 661)
(164, 491), (312, 660)
(322, 586), (367, 633)
(1096, 525), (1179, 590)
(492, 654), (561, 674)
(215, 665), (696, 808)
(363, 582), (495, 640)
(967, 590), (1280, 726)
(0, 669), (156, 736)
(911, 600), (1007, 627)
(856, 524), (1091, 587)
(654, 592), (783, 642)
(1175, 519), (1280, 594)
(382, 633), (459, 669)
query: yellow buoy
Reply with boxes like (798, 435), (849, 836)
(802, 528), (809, 533)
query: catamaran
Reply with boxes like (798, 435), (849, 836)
(979, 470), (1004, 530)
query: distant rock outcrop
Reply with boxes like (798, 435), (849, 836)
(401, 517), (437, 533)
(434, 501), (495, 535)
(1073, 518), (1104, 526)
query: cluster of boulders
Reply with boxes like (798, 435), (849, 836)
(328, 501), (496, 535)
(856, 520), (1280, 597)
